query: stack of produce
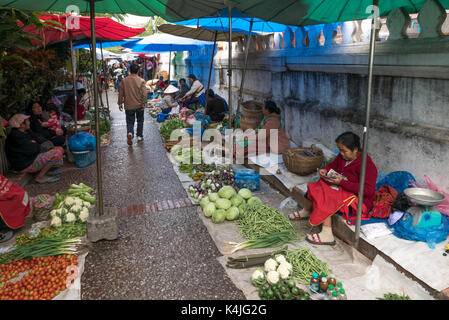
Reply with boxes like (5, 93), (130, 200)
(149, 106), (162, 118)
(159, 118), (189, 142)
(0, 255), (80, 300)
(173, 147), (202, 165)
(226, 247), (287, 269)
(51, 183), (95, 227)
(31, 194), (54, 221)
(250, 254), (310, 300)
(188, 167), (236, 202)
(198, 186), (245, 223)
(284, 247), (332, 285)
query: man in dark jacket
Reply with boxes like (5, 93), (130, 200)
(205, 89), (226, 122)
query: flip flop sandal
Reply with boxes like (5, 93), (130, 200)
(0, 230), (13, 243)
(36, 176), (60, 184)
(305, 233), (336, 246)
(289, 210), (309, 221)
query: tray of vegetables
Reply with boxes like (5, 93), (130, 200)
(188, 167), (236, 203)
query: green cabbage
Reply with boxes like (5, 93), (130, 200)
(200, 197), (210, 209)
(204, 203), (216, 217)
(230, 194), (244, 207)
(238, 188), (252, 200)
(216, 198), (232, 210)
(226, 206), (240, 221)
(212, 209), (226, 223)
(208, 193), (219, 202)
(247, 196), (262, 206)
(218, 186), (236, 200)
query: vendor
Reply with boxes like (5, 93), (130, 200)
(176, 78), (189, 100)
(5, 114), (64, 184)
(161, 85), (180, 114)
(289, 131), (378, 246)
(180, 74), (205, 109)
(156, 76), (167, 91)
(234, 100), (290, 158)
(205, 89), (225, 122)
(27, 101), (66, 148)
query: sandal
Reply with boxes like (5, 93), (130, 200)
(305, 233), (336, 246)
(36, 176), (60, 184)
(289, 210), (309, 221)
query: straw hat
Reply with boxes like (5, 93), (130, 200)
(164, 84), (179, 94)
(8, 114), (30, 128)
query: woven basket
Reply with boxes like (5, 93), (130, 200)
(240, 100), (264, 131)
(165, 137), (196, 152)
(282, 145), (324, 176)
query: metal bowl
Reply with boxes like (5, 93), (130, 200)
(403, 188), (445, 206)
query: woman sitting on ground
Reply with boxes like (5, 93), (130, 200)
(234, 100), (291, 158)
(27, 101), (66, 147)
(161, 85), (180, 114)
(6, 114), (64, 184)
(289, 131), (378, 246)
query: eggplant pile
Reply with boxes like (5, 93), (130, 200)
(188, 167), (236, 203)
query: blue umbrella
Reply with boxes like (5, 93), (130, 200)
(173, 8), (291, 33)
(73, 38), (140, 50)
(122, 33), (214, 80)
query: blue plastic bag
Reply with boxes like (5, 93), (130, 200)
(392, 211), (449, 249)
(68, 131), (96, 152)
(375, 171), (416, 193)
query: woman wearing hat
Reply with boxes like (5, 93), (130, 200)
(161, 84), (180, 114)
(5, 114), (64, 184)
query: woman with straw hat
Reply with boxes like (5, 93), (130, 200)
(161, 84), (180, 114)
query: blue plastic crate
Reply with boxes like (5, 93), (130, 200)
(235, 170), (260, 191)
(72, 150), (96, 168)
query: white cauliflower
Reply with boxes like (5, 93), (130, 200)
(50, 210), (58, 218)
(264, 258), (278, 272)
(279, 261), (293, 272)
(275, 254), (287, 264)
(64, 197), (75, 206)
(50, 216), (62, 227)
(277, 263), (291, 279)
(266, 270), (280, 285)
(65, 212), (76, 223)
(71, 204), (82, 213)
(79, 208), (89, 222)
(250, 269), (266, 287)
(82, 201), (91, 209)
(73, 198), (83, 206)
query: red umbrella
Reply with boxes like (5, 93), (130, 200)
(23, 14), (145, 46)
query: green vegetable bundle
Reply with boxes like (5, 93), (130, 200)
(237, 203), (295, 240)
(285, 247), (332, 285)
(377, 293), (411, 300)
(159, 118), (188, 142)
(258, 279), (310, 301)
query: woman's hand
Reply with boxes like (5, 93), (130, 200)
(319, 169), (328, 179)
(324, 174), (343, 185)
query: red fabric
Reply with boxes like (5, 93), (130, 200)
(324, 153), (378, 211)
(371, 185), (398, 219)
(0, 175), (31, 229)
(21, 14), (145, 46)
(40, 113), (61, 131)
(307, 179), (368, 226)
(73, 101), (86, 121)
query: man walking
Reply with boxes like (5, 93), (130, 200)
(118, 63), (147, 145)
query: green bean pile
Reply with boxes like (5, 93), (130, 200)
(237, 203), (295, 240)
(285, 247), (332, 285)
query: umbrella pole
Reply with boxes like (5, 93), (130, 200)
(235, 18), (254, 129)
(227, 5), (233, 128)
(69, 33), (78, 134)
(100, 40), (110, 112)
(354, 1), (379, 248)
(168, 48), (172, 82)
(201, 30), (218, 131)
(89, 0), (104, 216)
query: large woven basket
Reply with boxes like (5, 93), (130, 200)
(240, 100), (264, 131)
(282, 145), (324, 176)
(165, 136), (196, 152)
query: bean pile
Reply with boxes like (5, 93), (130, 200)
(285, 247), (332, 285)
(237, 204), (295, 240)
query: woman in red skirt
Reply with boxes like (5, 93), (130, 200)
(289, 132), (378, 245)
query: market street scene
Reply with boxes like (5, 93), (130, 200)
(0, 0), (449, 303)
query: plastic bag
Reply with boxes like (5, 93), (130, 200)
(375, 171), (416, 194)
(31, 194), (54, 221)
(68, 131), (96, 152)
(411, 175), (449, 216)
(392, 211), (449, 249)
(279, 197), (299, 212)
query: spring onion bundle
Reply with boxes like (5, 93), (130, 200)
(285, 247), (332, 284)
(237, 203), (295, 240)
(226, 246), (288, 269)
(0, 237), (91, 265)
(225, 232), (298, 254)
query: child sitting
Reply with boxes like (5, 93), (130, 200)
(39, 103), (61, 132)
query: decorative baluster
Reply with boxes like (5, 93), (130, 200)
(283, 27), (295, 49)
(418, 0), (447, 38)
(324, 23), (337, 46)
